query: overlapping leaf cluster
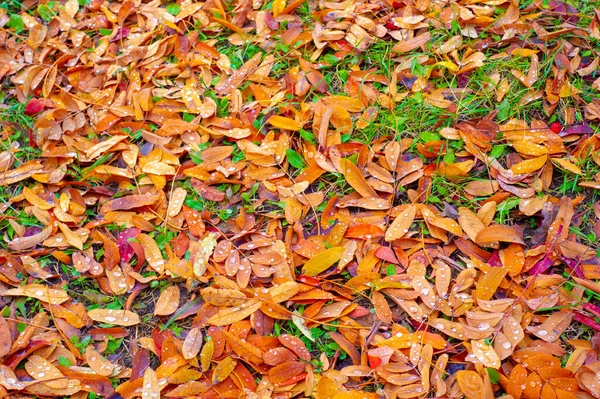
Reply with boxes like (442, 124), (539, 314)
(1, 0), (600, 397)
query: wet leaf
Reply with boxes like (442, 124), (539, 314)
(4, 284), (70, 304)
(87, 309), (140, 326)
(154, 285), (180, 316)
(301, 246), (344, 276)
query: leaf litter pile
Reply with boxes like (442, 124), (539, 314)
(2, 0), (600, 397)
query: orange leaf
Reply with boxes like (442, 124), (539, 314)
(0, 316), (11, 357)
(508, 363), (529, 399)
(475, 267), (507, 300)
(154, 285), (180, 316)
(141, 368), (159, 399)
(385, 205), (416, 242)
(85, 345), (114, 377)
(500, 243), (524, 276)
(56, 221), (83, 250)
(371, 290), (393, 324)
(476, 225), (524, 245)
(456, 370), (485, 399)
(268, 115), (300, 131)
(22, 187), (53, 210)
(4, 284), (70, 305)
(392, 32), (431, 53)
(222, 330), (264, 364)
(340, 158), (377, 198)
(207, 298), (262, 326)
(463, 180), (499, 196)
(279, 334), (311, 361)
(268, 361), (305, 384)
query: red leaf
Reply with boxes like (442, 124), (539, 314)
(24, 98), (45, 115)
(118, 228), (141, 265)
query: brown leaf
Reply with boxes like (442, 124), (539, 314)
(392, 32), (431, 53)
(8, 225), (52, 251)
(329, 332), (360, 365)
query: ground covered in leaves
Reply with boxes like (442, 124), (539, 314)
(1, 0), (600, 397)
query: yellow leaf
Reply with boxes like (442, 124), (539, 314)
(471, 339), (501, 368)
(200, 338), (214, 372)
(272, 0), (287, 17)
(433, 61), (459, 73)
(268, 115), (300, 131)
(510, 155), (548, 174)
(137, 233), (165, 274)
(551, 158), (582, 175)
(301, 246), (344, 276)
(385, 205), (416, 242)
(212, 356), (237, 384)
(26, 356), (66, 389)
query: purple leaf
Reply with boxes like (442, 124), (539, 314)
(574, 312), (600, 331)
(528, 256), (553, 275)
(560, 125), (593, 136)
(561, 256), (584, 278)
